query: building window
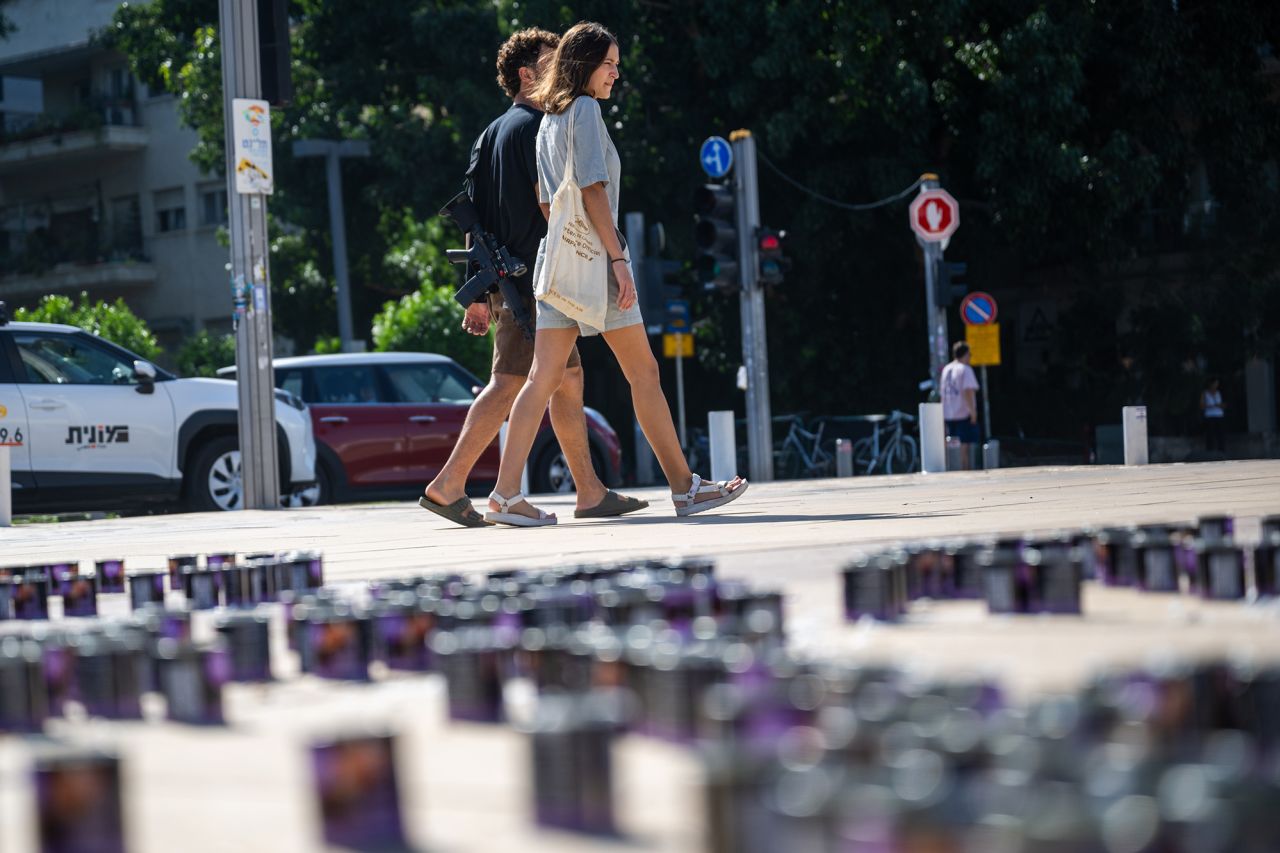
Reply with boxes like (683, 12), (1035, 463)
(110, 195), (142, 257)
(154, 188), (186, 233)
(199, 183), (229, 227)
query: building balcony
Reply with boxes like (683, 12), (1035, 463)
(0, 100), (147, 174)
(0, 258), (156, 299)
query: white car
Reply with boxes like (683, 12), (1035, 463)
(0, 313), (316, 512)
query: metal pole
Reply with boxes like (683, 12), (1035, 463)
(0, 445), (11, 527)
(731, 131), (773, 482)
(675, 335), (687, 447)
(918, 178), (950, 390)
(981, 365), (991, 441)
(325, 150), (355, 349)
(220, 0), (280, 510)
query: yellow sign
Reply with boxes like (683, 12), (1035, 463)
(966, 322), (1001, 366)
(663, 333), (693, 359)
(0, 404), (6, 418)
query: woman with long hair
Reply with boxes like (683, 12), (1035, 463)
(485, 21), (748, 526)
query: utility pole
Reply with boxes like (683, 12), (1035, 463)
(914, 174), (954, 389)
(730, 130), (774, 483)
(294, 139), (371, 352)
(220, 0), (280, 509)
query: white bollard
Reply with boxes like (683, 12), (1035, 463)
(0, 445), (11, 527)
(1123, 406), (1148, 466)
(835, 438), (854, 477)
(918, 403), (946, 474)
(708, 410), (737, 483)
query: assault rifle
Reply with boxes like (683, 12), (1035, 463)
(439, 191), (534, 341)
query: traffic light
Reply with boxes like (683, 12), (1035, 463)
(756, 227), (790, 286)
(936, 261), (967, 307)
(258, 0), (293, 107)
(694, 183), (739, 293)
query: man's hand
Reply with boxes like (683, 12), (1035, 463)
(615, 262), (637, 311)
(462, 302), (491, 336)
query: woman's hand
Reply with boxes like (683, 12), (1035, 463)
(614, 261), (637, 311)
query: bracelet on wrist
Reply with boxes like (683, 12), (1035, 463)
(610, 257), (627, 265)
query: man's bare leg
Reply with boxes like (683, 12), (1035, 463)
(424, 373), (523, 506)
(548, 365), (608, 511)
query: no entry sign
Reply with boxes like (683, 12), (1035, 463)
(909, 189), (960, 243)
(960, 291), (998, 326)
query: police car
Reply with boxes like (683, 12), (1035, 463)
(0, 303), (316, 513)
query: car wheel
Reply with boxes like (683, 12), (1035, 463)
(285, 463), (331, 507)
(186, 436), (243, 512)
(531, 443), (605, 495)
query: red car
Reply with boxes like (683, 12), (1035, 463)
(219, 352), (622, 504)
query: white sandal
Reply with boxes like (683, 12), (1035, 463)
(673, 474), (749, 517)
(485, 491), (557, 527)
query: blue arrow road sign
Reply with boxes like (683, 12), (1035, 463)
(665, 298), (691, 334)
(700, 136), (733, 179)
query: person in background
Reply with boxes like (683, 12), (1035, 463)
(941, 341), (981, 470)
(1201, 376), (1225, 453)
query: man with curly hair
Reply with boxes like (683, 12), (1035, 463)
(419, 28), (647, 527)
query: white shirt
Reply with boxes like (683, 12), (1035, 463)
(1203, 390), (1223, 418)
(941, 360), (980, 420)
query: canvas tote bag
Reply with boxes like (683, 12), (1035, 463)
(533, 104), (609, 330)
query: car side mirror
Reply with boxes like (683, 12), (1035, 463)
(134, 360), (157, 394)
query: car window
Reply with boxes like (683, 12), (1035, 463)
(276, 368), (306, 400)
(12, 332), (138, 385)
(383, 363), (475, 404)
(311, 365), (381, 404)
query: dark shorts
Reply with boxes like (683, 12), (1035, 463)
(487, 287), (581, 377)
(946, 418), (980, 444)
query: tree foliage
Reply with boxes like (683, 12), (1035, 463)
(175, 330), (237, 377)
(15, 294), (162, 362)
(101, 0), (1280, 442)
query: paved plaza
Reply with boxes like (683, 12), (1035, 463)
(1, 460), (1279, 851)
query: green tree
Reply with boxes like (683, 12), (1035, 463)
(15, 293), (163, 362)
(102, 0), (1280, 446)
(371, 286), (491, 378)
(175, 329), (237, 377)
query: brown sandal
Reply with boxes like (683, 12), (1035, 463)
(574, 490), (650, 519)
(418, 496), (493, 528)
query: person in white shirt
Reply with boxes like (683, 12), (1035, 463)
(940, 341), (981, 469)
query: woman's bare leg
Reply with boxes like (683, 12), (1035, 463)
(490, 327), (581, 519)
(602, 324), (744, 500)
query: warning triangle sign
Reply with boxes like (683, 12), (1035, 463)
(1023, 307), (1053, 343)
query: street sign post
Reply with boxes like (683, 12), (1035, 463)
(961, 292), (1000, 442)
(960, 291), (998, 326)
(909, 188), (960, 244)
(665, 296), (694, 445)
(700, 136), (733, 179)
(221, 0), (281, 510)
(911, 179), (960, 391)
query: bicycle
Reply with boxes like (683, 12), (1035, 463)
(775, 416), (835, 479)
(850, 410), (919, 475)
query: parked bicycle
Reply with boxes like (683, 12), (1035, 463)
(775, 415), (835, 479)
(850, 410), (919, 475)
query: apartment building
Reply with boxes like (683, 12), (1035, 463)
(0, 0), (231, 350)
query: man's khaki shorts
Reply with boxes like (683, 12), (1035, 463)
(487, 289), (581, 377)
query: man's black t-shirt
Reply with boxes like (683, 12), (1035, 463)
(466, 103), (544, 297)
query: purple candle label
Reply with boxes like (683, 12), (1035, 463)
(36, 758), (126, 853)
(312, 737), (407, 851)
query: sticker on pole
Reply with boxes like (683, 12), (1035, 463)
(663, 333), (693, 359)
(232, 98), (273, 195)
(700, 136), (733, 179)
(909, 188), (959, 243)
(965, 323), (1001, 367)
(959, 291), (998, 326)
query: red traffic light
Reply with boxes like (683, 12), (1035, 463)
(759, 234), (780, 252)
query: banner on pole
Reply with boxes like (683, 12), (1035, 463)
(232, 99), (273, 194)
(965, 322), (1001, 366)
